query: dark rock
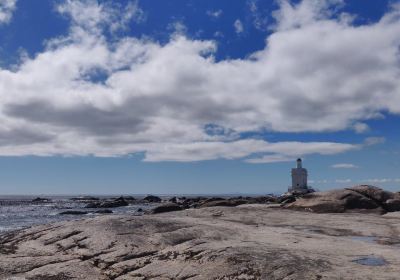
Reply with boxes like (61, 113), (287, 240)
(169, 197), (177, 203)
(85, 197), (128, 208)
(384, 199), (400, 212)
(137, 208), (143, 212)
(99, 198), (128, 208)
(95, 209), (113, 214)
(59, 211), (88, 215)
(32, 197), (51, 203)
(200, 199), (248, 208)
(151, 203), (182, 214)
(84, 202), (100, 208)
(278, 194), (296, 204)
(246, 196), (278, 204)
(202, 197), (224, 203)
(121, 196), (136, 201)
(143, 195), (162, 203)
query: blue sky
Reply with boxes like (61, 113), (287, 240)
(0, 0), (399, 195)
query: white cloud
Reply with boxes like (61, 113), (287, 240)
(234, 19), (244, 33)
(353, 122), (369, 134)
(363, 178), (393, 184)
(364, 137), (386, 146)
(0, 0), (399, 162)
(57, 0), (144, 35)
(0, 0), (17, 24)
(167, 21), (187, 35)
(336, 179), (352, 183)
(331, 163), (359, 169)
(247, 0), (269, 31)
(207, 9), (222, 19)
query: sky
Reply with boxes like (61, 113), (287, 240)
(0, 0), (399, 195)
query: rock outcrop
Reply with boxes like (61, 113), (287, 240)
(151, 203), (182, 214)
(143, 195), (162, 203)
(1, 205), (400, 279)
(85, 197), (129, 208)
(284, 185), (400, 214)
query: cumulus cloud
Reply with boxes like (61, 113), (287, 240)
(331, 163), (359, 169)
(0, 0), (17, 24)
(0, 0), (399, 162)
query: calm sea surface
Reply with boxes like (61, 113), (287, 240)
(0, 195), (151, 233)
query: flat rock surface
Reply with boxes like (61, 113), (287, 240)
(1, 205), (400, 279)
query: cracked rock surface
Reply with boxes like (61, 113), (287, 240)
(1, 205), (400, 279)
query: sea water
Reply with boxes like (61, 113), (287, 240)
(0, 195), (149, 233)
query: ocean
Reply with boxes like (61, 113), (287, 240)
(0, 195), (151, 233)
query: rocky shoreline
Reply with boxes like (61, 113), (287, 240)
(1, 185), (400, 279)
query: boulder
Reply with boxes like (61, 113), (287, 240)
(346, 185), (393, 203)
(143, 195), (162, 203)
(284, 186), (390, 214)
(151, 203), (182, 214)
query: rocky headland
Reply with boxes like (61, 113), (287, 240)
(1, 185), (400, 279)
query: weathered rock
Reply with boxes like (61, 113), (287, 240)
(347, 185), (394, 203)
(151, 203), (182, 214)
(143, 195), (162, 203)
(284, 185), (395, 214)
(1, 206), (400, 279)
(59, 210), (88, 215)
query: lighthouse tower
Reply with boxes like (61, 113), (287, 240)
(289, 158), (308, 192)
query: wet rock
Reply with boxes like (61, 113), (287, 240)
(59, 210), (88, 215)
(151, 203), (182, 214)
(143, 195), (162, 203)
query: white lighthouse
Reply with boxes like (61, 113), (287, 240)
(289, 158), (308, 192)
